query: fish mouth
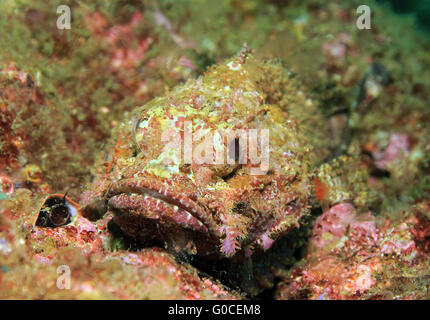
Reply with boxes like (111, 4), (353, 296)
(106, 178), (220, 238)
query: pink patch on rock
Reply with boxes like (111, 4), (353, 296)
(30, 215), (102, 259)
(311, 203), (357, 248)
(260, 233), (275, 251)
(321, 33), (351, 61)
(374, 133), (410, 170)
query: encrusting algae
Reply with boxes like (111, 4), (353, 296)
(0, 0), (429, 300)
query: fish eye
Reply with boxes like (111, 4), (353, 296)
(35, 194), (78, 228)
(48, 204), (71, 227)
(35, 210), (50, 227)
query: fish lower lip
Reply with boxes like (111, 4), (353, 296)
(108, 192), (208, 232)
(106, 178), (221, 238)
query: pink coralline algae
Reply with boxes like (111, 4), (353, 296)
(276, 201), (430, 300)
(105, 248), (238, 300)
(311, 203), (371, 248)
(321, 33), (351, 61)
(106, 12), (151, 70)
(84, 11), (150, 70)
(373, 133), (411, 170)
(30, 215), (103, 260)
(0, 175), (14, 195)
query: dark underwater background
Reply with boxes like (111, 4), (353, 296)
(380, 0), (430, 32)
